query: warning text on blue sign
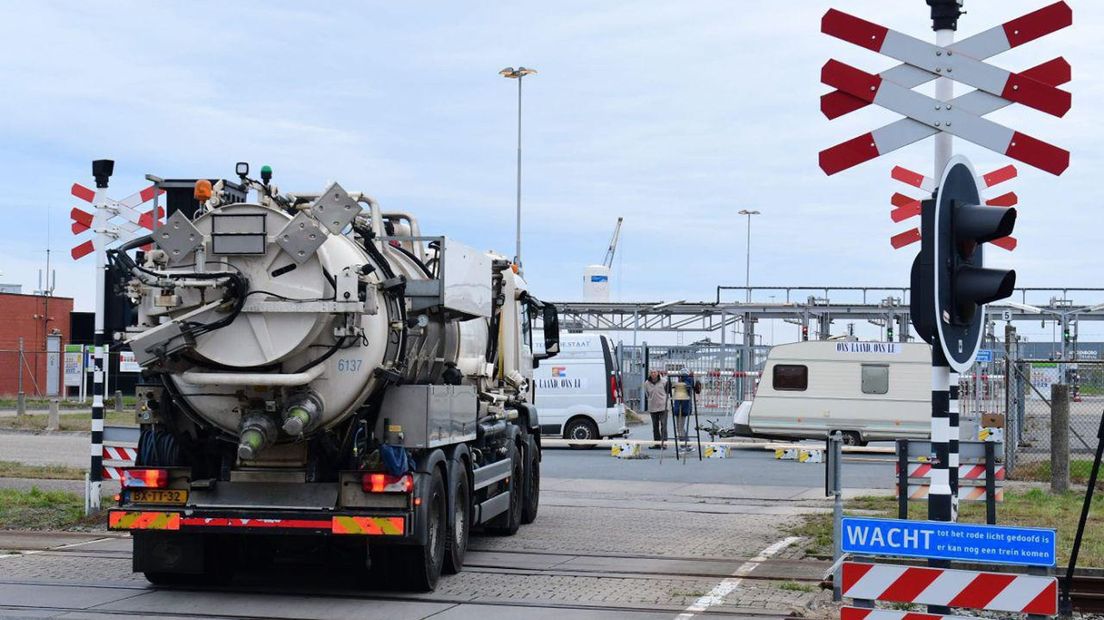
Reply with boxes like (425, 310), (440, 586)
(840, 517), (1056, 567)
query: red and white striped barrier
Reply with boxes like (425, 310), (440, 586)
(897, 484), (1004, 503)
(842, 608), (989, 620)
(842, 562), (1057, 615)
(101, 444), (137, 481)
(898, 462), (1006, 481)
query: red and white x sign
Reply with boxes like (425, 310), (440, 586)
(70, 183), (164, 260)
(819, 2), (1072, 176)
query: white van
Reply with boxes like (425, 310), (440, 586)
(733, 340), (932, 445)
(534, 333), (628, 443)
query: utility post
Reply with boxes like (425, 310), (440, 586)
(16, 337), (26, 417)
(1051, 383), (1070, 493)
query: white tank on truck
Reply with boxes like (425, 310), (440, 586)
(106, 164), (560, 591)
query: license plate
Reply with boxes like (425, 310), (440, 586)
(131, 489), (188, 505)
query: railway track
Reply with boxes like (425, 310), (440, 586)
(0, 532), (827, 618)
(1069, 573), (1104, 614)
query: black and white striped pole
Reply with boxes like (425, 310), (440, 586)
(87, 159), (114, 514)
(948, 369), (961, 520)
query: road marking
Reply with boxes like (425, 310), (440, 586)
(674, 536), (801, 619)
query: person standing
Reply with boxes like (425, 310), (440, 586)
(667, 369), (701, 452)
(643, 370), (668, 449)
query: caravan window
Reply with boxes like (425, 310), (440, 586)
(772, 365), (808, 391)
(861, 364), (889, 394)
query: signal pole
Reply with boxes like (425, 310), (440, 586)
(88, 160), (114, 513)
(927, 1), (961, 614)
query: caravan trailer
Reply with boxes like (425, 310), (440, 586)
(733, 340), (932, 445)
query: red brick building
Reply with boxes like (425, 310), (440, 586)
(0, 292), (73, 396)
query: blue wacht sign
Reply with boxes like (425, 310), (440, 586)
(841, 517), (1056, 567)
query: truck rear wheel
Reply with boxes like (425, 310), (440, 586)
(521, 433), (539, 524)
(486, 440), (522, 535)
(443, 460), (470, 575)
(384, 468), (447, 591)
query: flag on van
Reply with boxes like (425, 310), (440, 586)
(552, 367), (566, 377)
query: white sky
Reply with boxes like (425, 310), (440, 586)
(0, 1), (1099, 344)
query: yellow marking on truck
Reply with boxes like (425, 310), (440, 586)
(108, 511), (181, 531)
(331, 516), (405, 535)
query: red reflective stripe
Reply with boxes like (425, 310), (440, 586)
(879, 566), (942, 604)
(890, 202), (921, 224)
(821, 9), (889, 52)
(71, 240), (95, 260)
(820, 133), (879, 176)
(1023, 579), (1058, 615)
(71, 183), (96, 203)
(1006, 131), (1069, 176)
(890, 229), (921, 249)
(821, 60), (881, 104)
(838, 608), (874, 620)
(180, 517), (330, 529)
(1000, 72), (1071, 118)
(70, 208), (93, 229)
(947, 572), (1017, 610)
(982, 165), (1018, 187)
(138, 207), (165, 230)
(138, 186), (165, 203)
(821, 90), (867, 121)
(1021, 57), (1071, 87)
(986, 192), (1018, 207)
(891, 166), (928, 190)
(841, 562), (875, 595)
(1002, 2), (1072, 49)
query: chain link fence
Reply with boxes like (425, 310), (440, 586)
(1003, 359), (1104, 472)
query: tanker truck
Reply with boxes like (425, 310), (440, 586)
(104, 164), (560, 591)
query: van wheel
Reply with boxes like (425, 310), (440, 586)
(564, 418), (598, 449)
(841, 431), (865, 447)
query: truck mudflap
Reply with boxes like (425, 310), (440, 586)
(108, 510), (406, 536)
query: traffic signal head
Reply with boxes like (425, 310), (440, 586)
(932, 156), (1017, 372)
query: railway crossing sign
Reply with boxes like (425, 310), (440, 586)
(70, 180), (163, 260)
(819, 2), (1072, 175)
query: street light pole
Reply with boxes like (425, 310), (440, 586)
(738, 210), (761, 302)
(499, 66), (537, 270)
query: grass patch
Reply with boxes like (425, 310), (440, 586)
(790, 489), (1104, 566)
(778, 581), (814, 593)
(0, 410), (135, 432)
(0, 487), (87, 530)
(1013, 460), (1100, 486)
(0, 460), (86, 480)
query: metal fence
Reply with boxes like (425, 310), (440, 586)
(0, 348), (138, 402)
(1003, 359), (1104, 471)
(618, 342), (770, 418)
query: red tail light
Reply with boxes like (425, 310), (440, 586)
(123, 468), (169, 489)
(362, 473), (414, 493)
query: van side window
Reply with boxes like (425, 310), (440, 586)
(861, 364), (889, 394)
(772, 365), (808, 391)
